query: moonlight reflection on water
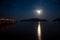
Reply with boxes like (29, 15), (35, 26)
(37, 22), (41, 40)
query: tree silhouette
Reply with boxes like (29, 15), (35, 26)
(53, 18), (60, 22)
(20, 18), (48, 22)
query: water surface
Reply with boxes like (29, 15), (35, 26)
(0, 21), (60, 40)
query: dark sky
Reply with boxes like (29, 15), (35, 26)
(0, 0), (60, 20)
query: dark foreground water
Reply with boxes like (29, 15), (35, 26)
(0, 21), (60, 40)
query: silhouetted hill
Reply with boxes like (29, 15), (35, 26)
(53, 18), (60, 22)
(20, 18), (48, 22)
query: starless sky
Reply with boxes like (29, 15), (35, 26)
(0, 0), (60, 20)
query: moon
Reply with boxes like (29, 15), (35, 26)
(36, 9), (42, 14)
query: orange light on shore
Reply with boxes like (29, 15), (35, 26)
(0, 18), (16, 24)
(0, 18), (5, 20)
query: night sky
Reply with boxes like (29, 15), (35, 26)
(0, 0), (60, 20)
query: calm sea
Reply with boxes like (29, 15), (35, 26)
(0, 21), (60, 40)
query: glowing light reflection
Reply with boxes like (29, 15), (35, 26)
(37, 22), (41, 40)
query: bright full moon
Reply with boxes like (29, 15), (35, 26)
(36, 9), (42, 14)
